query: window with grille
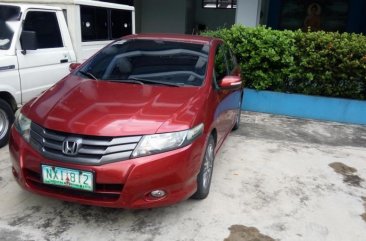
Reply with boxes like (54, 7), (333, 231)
(202, 0), (237, 9)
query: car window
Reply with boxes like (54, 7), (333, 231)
(22, 11), (63, 49)
(214, 44), (229, 86)
(225, 46), (237, 74)
(78, 39), (209, 86)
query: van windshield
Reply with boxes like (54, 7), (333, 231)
(78, 39), (209, 87)
(0, 5), (21, 50)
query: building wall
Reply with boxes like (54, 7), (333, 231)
(363, 3), (366, 33)
(194, 1), (236, 30)
(134, 0), (239, 34)
(260, 0), (269, 25)
(186, 0), (195, 34)
(134, 0), (142, 33)
(267, 0), (366, 34)
(347, 0), (366, 33)
(135, 0), (187, 33)
(235, 0), (261, 27)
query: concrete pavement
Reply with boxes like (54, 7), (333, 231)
(0, 112), (365, 241)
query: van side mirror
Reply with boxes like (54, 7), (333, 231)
(69, 63), (81, 72)
(20, 30), (37, 54)
(219, 76), (242, 89)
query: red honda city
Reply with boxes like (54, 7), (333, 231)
(9, 34), (243, 208)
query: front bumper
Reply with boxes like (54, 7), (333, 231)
(9, 128), (206, 209)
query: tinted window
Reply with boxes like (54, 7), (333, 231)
(111, 9), (132, 39)
(0, 5), (20, 50)
(23, 11), (63, 49)
(203, 0), (237, 9)
(81, 6), (108, 41)
(0, 21), (13, 50)
(225, 45), (237, 74)
(80, 6), (133, 42)
(79, 39), (209, 86)
(0, 5), (21, 21)
(99, 0), (134, 6)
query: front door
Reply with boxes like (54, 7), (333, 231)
(17, 10), (71, 103)
(213, 44), (231, 145)
(213, 44), (242, 145)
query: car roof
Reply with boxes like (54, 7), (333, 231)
(123, 33), (220, 45)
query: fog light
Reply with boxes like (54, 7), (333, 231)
(150, 190), (166, 198)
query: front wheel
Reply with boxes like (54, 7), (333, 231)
(0, 99), (14, 148)
(191, 135), (215, 200)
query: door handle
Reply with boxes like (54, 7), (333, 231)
(60, 59), (68, 63)
(0, 65), (15, 71)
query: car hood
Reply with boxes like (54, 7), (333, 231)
(23, 75), (204, 136)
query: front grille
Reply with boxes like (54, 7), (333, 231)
(30, 123), (142, 165)
(24, 168), (122, 202)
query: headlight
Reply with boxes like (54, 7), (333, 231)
(14, 109), (32, 143)
(132, 123), (204, 158)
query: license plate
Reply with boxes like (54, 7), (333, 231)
(41, 165), (94, 192)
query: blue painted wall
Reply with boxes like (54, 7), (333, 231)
(242, 88), (366, 125)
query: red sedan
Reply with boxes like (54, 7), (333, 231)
(9, 34), (243, 208)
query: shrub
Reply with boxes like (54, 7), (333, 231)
(203, 25), (366, 100)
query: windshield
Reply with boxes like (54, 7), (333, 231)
(0, 5), (21, 50)
(78, 39), (209, 87)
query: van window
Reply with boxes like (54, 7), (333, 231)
(80, 5), (133, 42)
(111, 9), (132, 39)
(0, 5), (21, 50)
(23, 11), (63, 49)
(80, 6), (108, 41)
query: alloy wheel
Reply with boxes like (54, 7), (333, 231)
(202, 141), (214, 189)
(0, 109), (9, 140)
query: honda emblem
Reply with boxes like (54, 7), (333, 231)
(62, 138), (82, 156)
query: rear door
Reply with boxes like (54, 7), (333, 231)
(17, 10), (71, 103)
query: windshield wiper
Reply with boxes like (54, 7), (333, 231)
(105, 79), (144, 85)
(128, 77), (184, 87)
(78, 70), (98, 80)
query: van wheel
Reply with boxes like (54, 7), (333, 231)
(0, 99), (14, 148)
(191, 135), (215, 200)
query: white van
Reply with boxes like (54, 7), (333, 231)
(0, 0), (135, 147)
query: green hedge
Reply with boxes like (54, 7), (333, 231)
(203, 25), (366, 100)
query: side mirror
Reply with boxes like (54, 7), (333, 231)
(69, 63), (81, 72)
(219, 76), (242, 89)
(20, 30), (37, 52)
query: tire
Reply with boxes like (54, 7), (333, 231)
(0, 99), (14, 148)
(232, 97), (242, 131)
(191, 135), (215, 200)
